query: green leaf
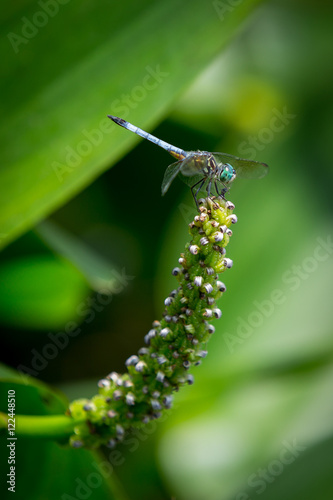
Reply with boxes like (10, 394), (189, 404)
(0, 0), (265, 249)
(0, 255), (89, 330)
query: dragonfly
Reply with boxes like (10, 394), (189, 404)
(108, 115), (269, 208)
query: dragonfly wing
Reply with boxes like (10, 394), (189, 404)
(180, 151), (209, 176)
(176, 152), (208, 187)
(213, 153), (269, 179)
(178, 171), (205, 188)
(161, 160), (184, 195)
(178, 152), (210, 188)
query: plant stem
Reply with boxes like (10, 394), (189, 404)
(1, 197), (237, 448)
(68, 196), (237, 448)
(0, 412), (79, 439)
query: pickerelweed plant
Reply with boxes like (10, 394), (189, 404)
(68, 196), (237, 448)
(0, 196), (236, 446)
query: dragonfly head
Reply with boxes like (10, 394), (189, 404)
(220, 163), (236, 184)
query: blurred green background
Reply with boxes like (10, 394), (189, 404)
(1, 0), (333, 499)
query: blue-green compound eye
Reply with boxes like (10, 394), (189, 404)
(220, 163), (236, 183)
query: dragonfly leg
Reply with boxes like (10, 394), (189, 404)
(214, 180), (228, 199)
(206, 179), (212, 198)
(221, 184), (228, 199)
(191, 178), (206, 210)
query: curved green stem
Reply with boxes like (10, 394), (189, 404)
(68, 196), (237, 448)
(0, 412), (79, 440)
(1, 197), (237, 448)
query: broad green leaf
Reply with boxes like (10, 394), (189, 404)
(158, 371), (333, 500)
(0, 0), (265, 249)
(0, 255), (89, 330)
(241, 435), (333, 500)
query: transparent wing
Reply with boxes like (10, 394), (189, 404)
(178, 171), (205, 188)
(161, 160), (184, 195)
(177, 152), (209, 188)
(179, 151), (209, 177)
(161, 153), (208, 195)
(213, 153), (269, 179)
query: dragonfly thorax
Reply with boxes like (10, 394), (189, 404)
(180, 152), (236, 187)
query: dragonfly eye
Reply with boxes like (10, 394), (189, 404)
(220, 163), (236, 184)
